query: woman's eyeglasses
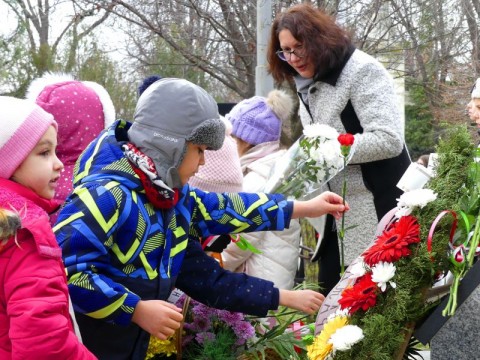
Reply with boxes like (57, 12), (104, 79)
(276, 47), (306, 61)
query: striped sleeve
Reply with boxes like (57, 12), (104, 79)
(54, 183), (141, 325)
(189, 188), (292, 238)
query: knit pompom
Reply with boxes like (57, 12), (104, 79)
(265, 89), (294, 124)
(138, 75), (163, 96)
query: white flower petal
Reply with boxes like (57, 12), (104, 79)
(330, 325), (364, 351)
(396, 189), (437, 210)
(371, 262), (396, 288)
(350, 260), (369, 277)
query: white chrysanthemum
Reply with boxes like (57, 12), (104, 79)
(320, 141), (342, 167)
(309, 147), (325, 163)
(329, 325), (364, 352)
(398, 188), (437, 207)
(395, 189), (437, 218)
(371, 262), (397, 292)
(315, 168), (327, 183)
(303, 123), (339, 139)
(349, 259), (369, 277)
(326, 309), (350, 322)
(395, 206), (412, 218)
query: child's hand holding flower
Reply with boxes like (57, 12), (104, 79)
(291, 191), (349, 220)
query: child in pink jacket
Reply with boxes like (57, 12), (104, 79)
(25, 72), (116, 225)
(0, 96), (96, 359)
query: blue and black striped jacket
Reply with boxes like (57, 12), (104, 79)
(54, 120), (293, 359)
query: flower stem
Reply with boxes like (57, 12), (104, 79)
(466, 209), (480, 267)
(339, 159), (347, 276)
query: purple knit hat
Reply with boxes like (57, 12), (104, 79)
(0, 96), (58, 179)
(227, 89), (294, 146)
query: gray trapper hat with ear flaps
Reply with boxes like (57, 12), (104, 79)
(128, 78), (225, 189)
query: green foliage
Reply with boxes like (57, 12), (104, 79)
(415, 125), (475, 262)
(136, 36), (209, 93)
(76, 41), (137, 120)
(405, 83), (436, 159)
(183, 327), (238, 360)
(242, 283), (319, 360)
(333, 124), (476, 359)
(0, 26), (36, 96)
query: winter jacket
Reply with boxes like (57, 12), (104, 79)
(0, 178), (95, 360)
(54, 120), (294, 360)
(296, 48), (410, 264)
(222, 141), (301, 289)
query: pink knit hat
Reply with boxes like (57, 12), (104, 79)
(0, 96), (58, 179)
(26, 72), (116, 203)
(189, 118), (243, 192)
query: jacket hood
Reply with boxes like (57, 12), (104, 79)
(72, 120), (143, 193)
(128, 78), (225, 189)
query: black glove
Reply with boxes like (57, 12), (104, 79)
(202, 234), (232, 253)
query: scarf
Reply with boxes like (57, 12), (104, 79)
(123, 143), (179, 209)
(240, 141), (281, 172)
(293, 75), (314, 105)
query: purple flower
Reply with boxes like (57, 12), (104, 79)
(191, 315), (212, 332)
(232, 320), (256, 345)
(182, 334), (195, 347)
(217, 310), (244, 324)
(195, 331), (216, 345)
(191, 301), (214, 321)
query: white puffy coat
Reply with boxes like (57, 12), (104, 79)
(222, 141), (301, 289)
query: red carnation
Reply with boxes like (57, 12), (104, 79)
(339, 273), (378, 314)
(362, 215), (420, 267)
(338, 133), (355, 146)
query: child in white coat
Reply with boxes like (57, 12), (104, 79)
(222, 89), (302, 289)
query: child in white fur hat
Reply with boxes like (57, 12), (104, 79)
(0, 96), (96, 359)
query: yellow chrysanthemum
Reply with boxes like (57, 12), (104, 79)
(307, 315), (348, 360)
(145, 335), (177, 359)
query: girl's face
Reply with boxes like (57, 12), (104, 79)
(278, 29), (316, 79)
(232, 136), (252, 157)
(472, 98), (480, 127)
(11, 126), (64, 199)
(466, 100), (476, 121)
(177, 142), (207, 185)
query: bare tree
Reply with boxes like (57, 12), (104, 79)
(462, 0), (480, 75)
(3, 0), (112, 74)
(79, 0), (257, 99)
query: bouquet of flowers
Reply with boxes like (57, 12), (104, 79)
(146, 291), (256, 360)
(309, 125), (477, 360)
(146, 286), (320, 360)
(263, 124), (354, 199)
(177, 294), (256, 360)
(241, 305), (318, 360)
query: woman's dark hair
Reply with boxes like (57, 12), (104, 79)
(416, 154), (430, 167)
(267, 3), (352, 83)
